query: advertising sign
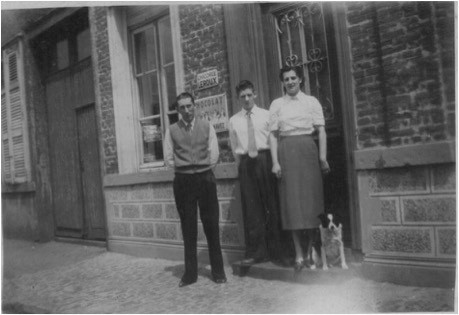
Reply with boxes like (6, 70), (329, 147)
(195, 93), (228, 133)
(196, 69), (219, 90)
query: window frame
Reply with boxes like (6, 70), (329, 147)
(129, 13), (178, 169)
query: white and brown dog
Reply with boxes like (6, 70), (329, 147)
(316, 213), (348, 270)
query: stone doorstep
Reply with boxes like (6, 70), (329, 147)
(232, 247), (364, 284)
(232, 260), (364, 285)
(2, 302), (51, 314)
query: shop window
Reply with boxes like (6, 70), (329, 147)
(131, 15), (178, 167)
(1, 41), (31, 184)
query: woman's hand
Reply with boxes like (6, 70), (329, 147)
(320, 159), (330, 175)
(272, 162), (282, 179)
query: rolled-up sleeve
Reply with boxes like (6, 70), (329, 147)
(228, 118), (239, 159)
(311, 97), (325, 126)
(269, 100), (280, 132)
(164, 129), (175, 168)
(208, 123), (220, 166)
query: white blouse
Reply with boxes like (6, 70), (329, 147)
(269, 91), (325, 136)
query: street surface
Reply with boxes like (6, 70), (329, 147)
(2, 239), (456, 313)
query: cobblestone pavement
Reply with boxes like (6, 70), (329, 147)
(2, 239), (456, 313)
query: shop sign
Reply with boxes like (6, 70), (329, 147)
(196, 69), (218, 90)
(195, 93), (228, 133)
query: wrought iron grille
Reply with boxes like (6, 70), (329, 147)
(275, 3), (334, 121)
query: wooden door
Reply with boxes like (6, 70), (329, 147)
(77, 104), (106, 240)
(46, 70), (83, 237)
(262, 3), (352, 244)
(46, 59), (105, 239)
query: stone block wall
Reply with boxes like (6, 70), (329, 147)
(346, 2), (455, 149)
(361, 163), (455, 259)
(105, 181), (243, 249)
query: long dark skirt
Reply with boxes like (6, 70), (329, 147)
(278, 134), (324, 230)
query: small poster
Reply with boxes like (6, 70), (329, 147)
(196, 69), (219, 90)
(143, 125), (162, 143)
(195, 93), (228, 133)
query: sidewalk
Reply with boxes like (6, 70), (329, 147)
(2, 239), (456, 313)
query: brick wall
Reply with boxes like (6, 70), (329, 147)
(105, 181), (243, 248)
(90, 7), (118, 174)
(179, 4), (234, 163)
(346, 2), (455, 149)
(360, 163), (455, 258)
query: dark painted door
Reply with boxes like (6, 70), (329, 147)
(262, 3), (351, 244)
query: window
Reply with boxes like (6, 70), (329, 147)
(1, 40), (31, 184)
(35, 9), (91, 76)
(131, 15), (178, 167)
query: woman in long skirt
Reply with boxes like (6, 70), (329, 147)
(269, 65), (330, 271)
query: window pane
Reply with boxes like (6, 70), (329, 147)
(134, 27), (157, 74)
(165, 64), (176, 112)
(138, 73), (160, 117)
(57, 39), (69, 70)
(77, 28), (91, 61)
(168, 113), (179, 125)
(158, 17), (174, 65)
(141, 117), (163, 163)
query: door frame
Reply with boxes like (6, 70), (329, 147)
(256, 2), (360, 249)
(31, 8), (107, 241)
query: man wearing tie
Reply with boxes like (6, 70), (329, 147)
(229, 80), (285, 265)
(164, 92), (227, 287)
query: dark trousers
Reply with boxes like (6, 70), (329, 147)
(173, 170), (225, 282)
(239, 150), (287, 261)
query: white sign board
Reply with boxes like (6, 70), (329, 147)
(195, 93), (228, 133)
(196, 69), (219, 90)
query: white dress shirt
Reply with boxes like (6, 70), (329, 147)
(228, 105), (270, 158)
(164, 118), (219, 168)
(269, 91), (325, 136)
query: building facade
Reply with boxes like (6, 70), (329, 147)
(1, 2), (455, 287)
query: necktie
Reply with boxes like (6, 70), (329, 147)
(247, 111), (258, 158)
(185, 123), (192, 133)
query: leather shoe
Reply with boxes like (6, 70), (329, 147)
(213, 277), (227, 284)
(179, 279), (196, 287)
(293, 260), (304, 272)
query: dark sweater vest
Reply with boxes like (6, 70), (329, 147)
(170, 119), (211, 174)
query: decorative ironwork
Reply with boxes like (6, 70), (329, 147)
(276, 3), (323, 34)
(285, 54), (300, 67)
(279, 9), (304, 30)
(275, 3), (334, 121)
(301, 3), (322, 17)
(305, 48), (327, 73)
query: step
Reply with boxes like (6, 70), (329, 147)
(232, 248), (364, 284)
(232, 260), (364, 284)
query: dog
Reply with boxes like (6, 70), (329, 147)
(316, 213), (348, 270)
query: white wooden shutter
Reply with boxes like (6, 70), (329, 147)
(2, 41), (30, 184)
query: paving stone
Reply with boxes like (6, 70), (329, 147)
(2, 239), (455, 313)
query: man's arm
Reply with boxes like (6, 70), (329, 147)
(209, 123), (220, 167)
(164, 128), (175, 169)
(228, 119), (241, 167)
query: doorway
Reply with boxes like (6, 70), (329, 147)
(34, 9), (106, 240)
(261, 3), (354, 245)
